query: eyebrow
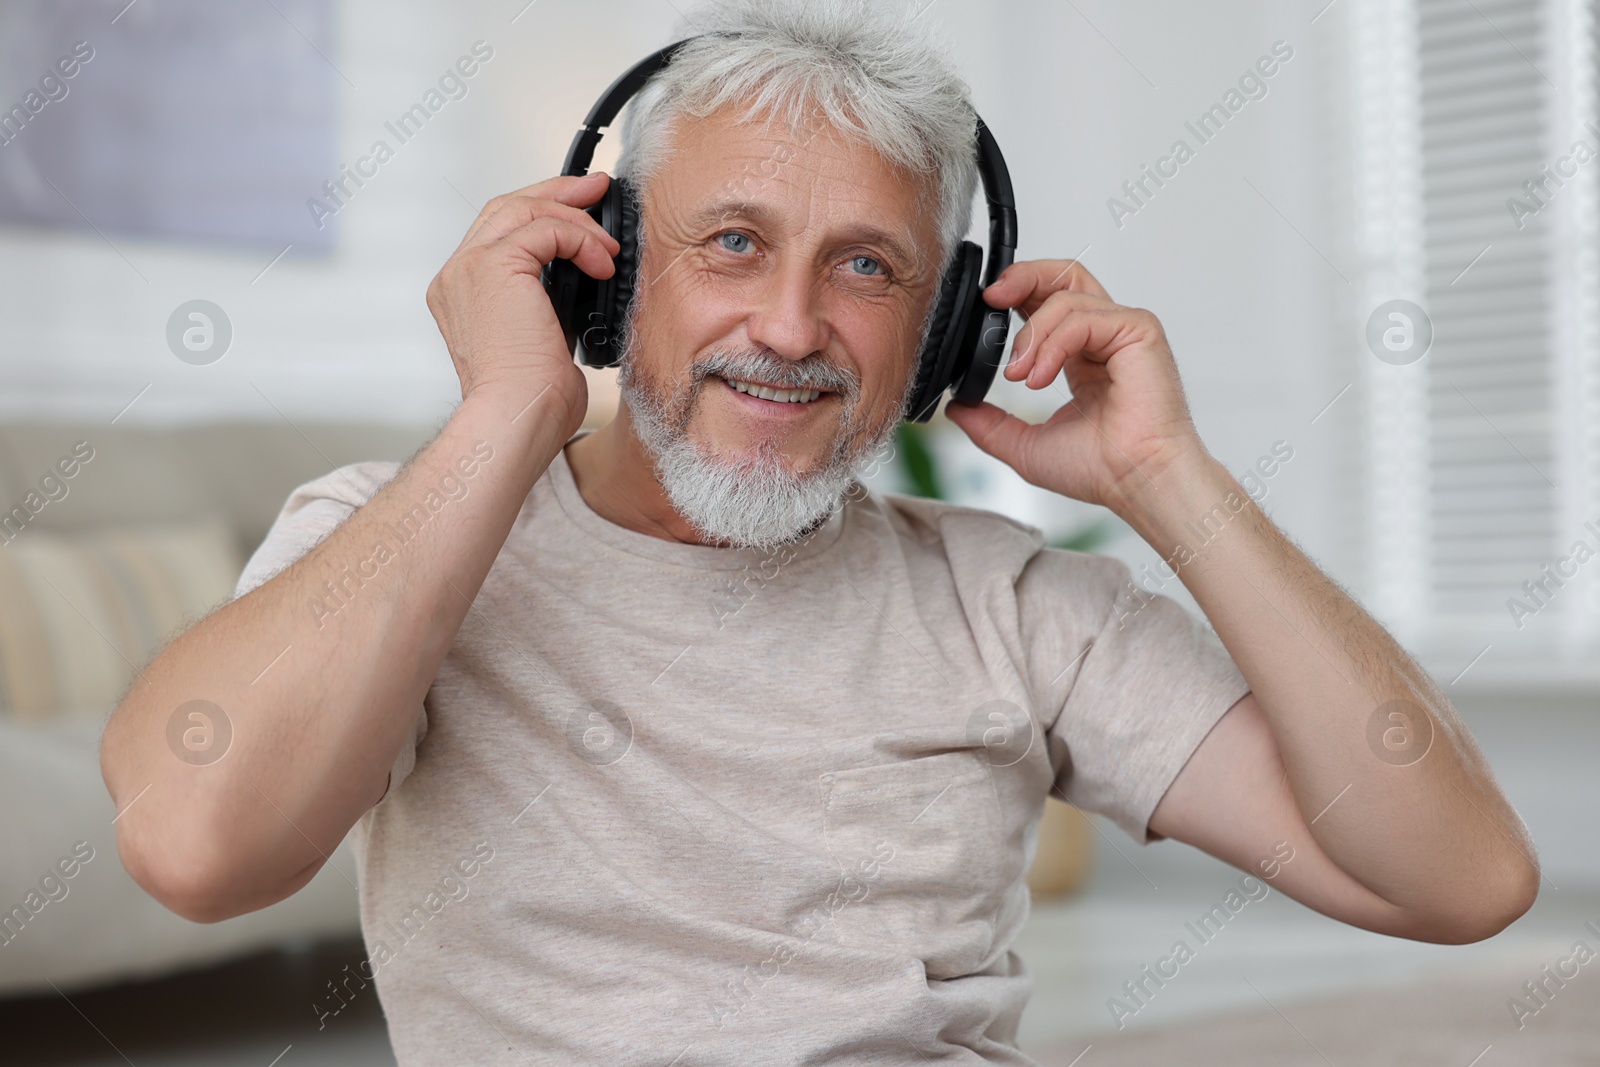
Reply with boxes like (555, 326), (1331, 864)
(686, 198), (925, 274)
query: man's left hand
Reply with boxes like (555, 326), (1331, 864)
(944, 259), (1205, 515)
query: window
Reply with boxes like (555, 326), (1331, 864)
(1347, 0), (1599, 682)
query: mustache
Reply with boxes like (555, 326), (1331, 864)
(689, 347), (860, 397)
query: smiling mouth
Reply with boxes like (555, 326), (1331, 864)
(712, 375), (835, 405)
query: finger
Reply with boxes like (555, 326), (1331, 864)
(944, 400), (1039, 479)
(464, 197), (622, 265)
(463, 186), (622, 256)
(983, 258), (1112, 316)
(474, 194), (622, 250)
(459, 173), (616, 251)
(475, 215), (618, 279)
(1004, 290), (1119, 379)
(1013, 308), (1149, 391)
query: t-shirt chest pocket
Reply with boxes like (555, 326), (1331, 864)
(819, 749), (1009, 979)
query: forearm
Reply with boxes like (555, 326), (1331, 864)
(102, 384), (571, 921)
(1116, 450), (1538, 926)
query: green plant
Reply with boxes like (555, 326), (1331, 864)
(894, 420), (944, 500)
(1050, 522), (1114, 553)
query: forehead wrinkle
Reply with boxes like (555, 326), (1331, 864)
(669, 112), (939, 277)
(805, 173), (930, 277)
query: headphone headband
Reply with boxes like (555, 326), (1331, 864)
(975, 118), (1017, 281)
(563, 39), (1016, 253)
(561, 40), (696, 175)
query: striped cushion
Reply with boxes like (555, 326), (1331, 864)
(0, 520), (242, 719)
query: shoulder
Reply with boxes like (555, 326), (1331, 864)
(278, 460), (404, 517)
(873, 490), (1043, 558)
(234, 460), (402, 600)
(870, 489), (1123, 584)
(870, 492), (1120, 575)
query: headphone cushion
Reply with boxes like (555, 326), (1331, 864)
(906, 241), (981, 421)
(604, 176), (642, 363)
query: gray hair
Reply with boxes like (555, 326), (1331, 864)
(613, 0), (980, 277)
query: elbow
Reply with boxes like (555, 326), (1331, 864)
(110, 796), (324, 925)
(1469, 855), (1541, 942)
(106, 778), (255, 925)
(1404, 854), (1541, 945)
(101, 705), (256, 924)
(153, 880), (244, 927)
(114, 821), (246, 925)
(100, 707), (330, 925)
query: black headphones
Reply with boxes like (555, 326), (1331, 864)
(542, 37), (1017, 423)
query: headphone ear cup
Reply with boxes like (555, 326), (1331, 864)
(545, 178), (617, 364)
(541, 250), (584, 360)
(905, 241), (983, 423)
(568, 175), (639, 367)
(949, 275), (1012, 408)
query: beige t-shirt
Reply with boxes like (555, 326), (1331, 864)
(234, 433), (1249, 1065)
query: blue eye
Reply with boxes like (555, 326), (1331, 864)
(719, 232), (752, 254)
(849, 255), (884, 276)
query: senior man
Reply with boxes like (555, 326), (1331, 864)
(101, 1), (1537, 1063)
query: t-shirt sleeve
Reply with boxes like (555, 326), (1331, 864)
(234, 461), (427, 801)
(1019, 548), (1252, 844)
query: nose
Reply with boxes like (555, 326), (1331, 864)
(744, 256), (830, 363)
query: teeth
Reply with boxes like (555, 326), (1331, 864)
(725, 378), (822, 404)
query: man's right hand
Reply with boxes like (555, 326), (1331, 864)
(425, 172), (621, 435)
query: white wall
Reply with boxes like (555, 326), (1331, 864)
(0, 0), (1358, 590)
(925, 1), (1356, 592)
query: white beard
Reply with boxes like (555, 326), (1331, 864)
(617, 343), (913, 553)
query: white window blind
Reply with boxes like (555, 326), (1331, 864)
(1350, 0), (1600, 681)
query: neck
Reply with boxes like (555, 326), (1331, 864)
(564, 404), (729, 547)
